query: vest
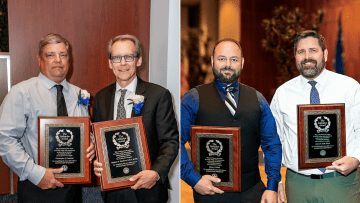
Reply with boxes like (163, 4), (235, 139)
(195, 81), (262, 192)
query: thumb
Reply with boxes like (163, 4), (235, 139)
(129, 173), (141, 181)
(53, 167), (64, 174)
(209, 176), (221, 183)
(280, 190), (285, 201)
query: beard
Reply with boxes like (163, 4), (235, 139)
(296, 57), (325, 79)
(212, 66), (241, 84)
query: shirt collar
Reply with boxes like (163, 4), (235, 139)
(115, 76), (138, 93)
(215, 79), (239, 94)
(299, 68), (328, 89)
(38, 72), (69, 91)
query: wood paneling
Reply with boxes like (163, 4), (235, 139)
(5, 0), (151, 191)
(8, 0), (150, 103)
(241, 0), (360, 102)
(0, 158), (10, 195)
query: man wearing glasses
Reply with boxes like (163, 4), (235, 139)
(91, 34), (179, 203)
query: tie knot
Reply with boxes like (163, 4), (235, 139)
(55, 84), (63, 92)
(308, 80), (317, 87)
(225, 86), (234, 93)
(120, 89), (127, 96)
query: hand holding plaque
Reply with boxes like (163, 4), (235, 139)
(191, 125), (241, 193)
(38, 117), (91, 184)
(297, 104), (346, 169)
(92, 117), (151, 191)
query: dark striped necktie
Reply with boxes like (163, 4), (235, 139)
(225, 86), (237, 116)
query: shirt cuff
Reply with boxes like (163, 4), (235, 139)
(184, 170), (202, 188)
(27, 164), (46, 185)
(350, 148), (360, 164)
(266, 179), (279, 192)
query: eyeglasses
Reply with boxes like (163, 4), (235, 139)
(110, 54), (137, 63)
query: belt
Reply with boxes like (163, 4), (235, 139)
(290, 169), (343, 179)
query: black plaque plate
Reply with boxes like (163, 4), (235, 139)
(48, 126), (81, 173)
(104, 127), (142, 179)
(198, 136), (231, 182)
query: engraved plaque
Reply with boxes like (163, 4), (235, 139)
(191, 126), (241, 192)
(297, 104), (346, 169)
(93, 117), (151, 191)
(38, 117), (91, 184)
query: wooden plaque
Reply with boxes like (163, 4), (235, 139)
(297, 104), (346, 169)
(92, 117), (151, 191)
(191, 125), (241, 192)
(38, 117), (91, 184)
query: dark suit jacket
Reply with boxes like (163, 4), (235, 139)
(92, 77), (179, 184)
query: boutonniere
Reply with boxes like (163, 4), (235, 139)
(128, 94), (145, 114)
(77, 89), (90, 106)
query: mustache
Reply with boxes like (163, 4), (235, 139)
(301, 59), (317, 65)
(220, 66), (234, 71)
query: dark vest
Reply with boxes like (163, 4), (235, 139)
(194, 81), (262, 192)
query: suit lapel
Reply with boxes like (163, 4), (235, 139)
(131, 77), (147, 117)
(108, 83), (116, 120)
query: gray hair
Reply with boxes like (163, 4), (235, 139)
(38, 33), (69, 57)
(107, 34), (142, 59)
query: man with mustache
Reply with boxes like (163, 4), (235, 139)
(0, 33), (94, 202)
(181, 39), (282, 203)
(271, 30), (360, 202)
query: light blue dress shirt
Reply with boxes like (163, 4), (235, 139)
(0, 73), (89, 185)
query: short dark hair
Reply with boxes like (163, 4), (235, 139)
(213, 38), (243, 58)
(107, 34), (141, 59)
(294, 30), (326, 55)
(39, 33), (69, 57)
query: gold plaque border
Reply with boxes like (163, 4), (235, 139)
(100, 123), (146, 184)
(195, 133), (233, 187)
(45, 123), (85, 178)
(304, 110), (342, 163)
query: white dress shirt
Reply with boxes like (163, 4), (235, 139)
(113, 77), (137, 120)
(270, 69), (360, 175)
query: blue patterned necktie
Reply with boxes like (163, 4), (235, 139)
(116, 89), (127, 119)
(308, 80), (326, 173)
(308, 81), (320, 104)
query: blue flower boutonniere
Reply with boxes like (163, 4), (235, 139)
(77, 89), (90, 106)
(128, 94), (145, 114)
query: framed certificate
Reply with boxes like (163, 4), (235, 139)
(92, 117), (151, 191)
(297, 104), (346, 169)
(38, 117), (91, 184)
(191, 125), (241, 192)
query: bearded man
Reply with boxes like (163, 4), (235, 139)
(181, 38), (282, 203)
(271, 30), (360, 203)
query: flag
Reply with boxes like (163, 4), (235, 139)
(334, 12), (344, 74)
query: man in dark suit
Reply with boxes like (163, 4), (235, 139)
(92, 34), (179, 203)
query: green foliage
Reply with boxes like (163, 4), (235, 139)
(0, 0), (8, 52)
(262, 6), (325, 83)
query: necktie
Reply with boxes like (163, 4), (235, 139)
(116, 89), (127, 119)
(308, 80), (320, 104)
(225, 86), (237, 116)
(308, 81), (326, 173)
(55, 85), (68, 116)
